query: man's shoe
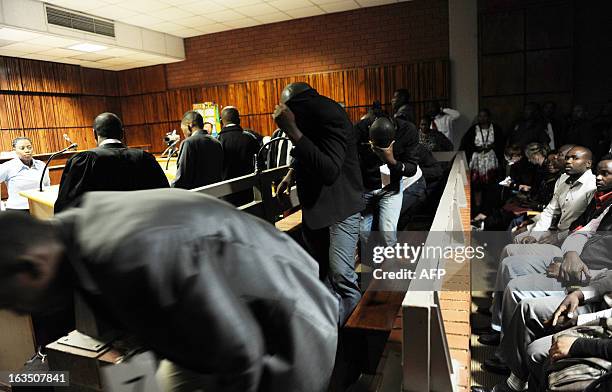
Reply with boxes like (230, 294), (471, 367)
(482, 357), (510, 375)
(478, 331), (501, 346)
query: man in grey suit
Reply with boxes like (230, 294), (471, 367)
(0, 189), (338, 392)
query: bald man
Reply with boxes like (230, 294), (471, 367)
(55, 112), (169, 213)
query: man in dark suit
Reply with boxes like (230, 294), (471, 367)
(54, 113), (168, 213)
(217, 106), (259, 180)
(0, 189), (338, 392)
(217, 106), (260, 206)
(274, 82), (364, 324)
(172, 110), (223, 190)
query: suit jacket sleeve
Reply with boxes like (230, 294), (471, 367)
(54, 153), (94, 213)
(291, 115), (348, 185)
(172, 141), (192, 189)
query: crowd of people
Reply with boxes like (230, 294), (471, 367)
(464, 101), (612, 392)
(1, 81), (612, 391)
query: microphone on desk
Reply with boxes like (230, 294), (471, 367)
(39, 136), (78, 192)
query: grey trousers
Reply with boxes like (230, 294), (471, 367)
(499, 296), (598, 384)
(491, 244), (564, 330)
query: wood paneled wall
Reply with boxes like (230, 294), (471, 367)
(119, 60), (449, 152)
(0, 57), (120, 155)
(479, 0), (612, 132)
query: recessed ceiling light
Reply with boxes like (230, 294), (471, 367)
(67, 43), (107, 52)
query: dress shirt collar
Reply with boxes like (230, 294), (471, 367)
(99, 138), (124, 146)
(565, 170), (595, 187)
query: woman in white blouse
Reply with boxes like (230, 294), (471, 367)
(0, 137), (50, 212)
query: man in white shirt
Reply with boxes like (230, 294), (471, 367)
(513, 146), (596, 244)
(429, 101), (460, 143)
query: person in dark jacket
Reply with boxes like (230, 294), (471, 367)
(172, 110), (223, 190)
(0, 189), (338, 392)
(273, 82), (364, 324)
(391, 88), (414, 123)
(506, 103), (550, 150)
(54, 113), (169, 213)
(217, 106), (260, 206)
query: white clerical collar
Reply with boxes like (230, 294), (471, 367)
(99, 139), (123, 146)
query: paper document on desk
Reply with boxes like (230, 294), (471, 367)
(578, 309), (612, 326)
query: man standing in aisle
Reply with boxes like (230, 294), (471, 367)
(429, 100), (461, 148)
(273, 82), (364, 324)
(172, 110), (223, 190)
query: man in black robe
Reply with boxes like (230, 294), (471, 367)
(54, 113), (168, 213)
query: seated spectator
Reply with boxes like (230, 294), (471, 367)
(513, 146), (596, 244)
(478, 156), (610, 352)
(418, 115), (453, 152)
(54, 113), (169, 213)
(461, 108), (505, 215)
(172, 111), (224, 190)
(428, 100), (460, 145)
(507, 103), (549, 150)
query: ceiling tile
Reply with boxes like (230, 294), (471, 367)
(355, 0), (396, 6)
(149, 22), (187, 33)
(159, 0), (199, 5)
(38, 48), (83, 57)
(70, 52), (113, 61)
(253, 11), (293, 23)
(207, 9), (248, 22)
(223, 18), (260, 29)
(0, 49), (31, 57)
(123, 52), (162, 61)
(123, 14), (165, 27)
(59, 58), (87, 65)
(194, 24), (230, 34)
(267, 0), (315, 11)
(168, 27), (204, 37)
(214, 0), (262, 7)
(97, 47), (137, 56)
(78, 60), (104, 68)
(237, 3), (279, 16)
(24, 35), (80, 48)
(1, 42), (51, 54)
(98, 57), (135, 65)
(0, 28), (42, 41)
(121, 0), (169, 12)
(20, 53), (60, 61)
(148, 6), (192, 20)
(179, 16), (208, 28)
(285, 6), (324, 18)
(85, 5), (140, 20)
(319, 0), (359, 12)
(179, 1), (227, 14)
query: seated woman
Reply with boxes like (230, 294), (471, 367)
(0, 137), (50, 212)
(417, 115), (453, 152)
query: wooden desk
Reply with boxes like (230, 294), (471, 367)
(19, 185), (59, 220)
(155, 157), (177, 182)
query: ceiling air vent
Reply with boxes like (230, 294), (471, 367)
(45, 5), (115, 38)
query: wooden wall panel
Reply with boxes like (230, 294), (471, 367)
(139, 65), (166, 94)
(0, 130), (24, 152)
(81, 68), (108, 96)
(0, 57), (22, 91)
(104, 71), (119, 97)
(118, 59), (449, 150)
(481, 53), (524, 96)
(0, 95), (24, 129)
(124, 125), (150, 147)
(525, 49), (572, 93)
(480, 11), (524, 54)
(526, 3), (572, 50)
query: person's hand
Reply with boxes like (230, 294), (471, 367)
(518, 184), (531, 192)
(546, 261), (562, 278)
(520, 235), (538, 244)
(549, 336), (578, 362)
(560, 251), (591, 283)
(547, 290), (583, 329)
(370, 141), (397, 166)
(539, 232), (559, 245)
(276, 169), (294, 200)
(273, 104), (301, 141)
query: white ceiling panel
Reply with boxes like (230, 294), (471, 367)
(24, 35), (80, 47)
(320, 0), (360, 13)
(238, 3), (279, 16)
(207, 9), (247, 22)
(1, 42), (50, 53)
(0, 27), (42, 41)
(37, 47), (82, 57)
(267, 0), (317, 11)
(253, 12), (292, 24)
(223, 17), (260, 29)
(286, 6), (324, 18)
